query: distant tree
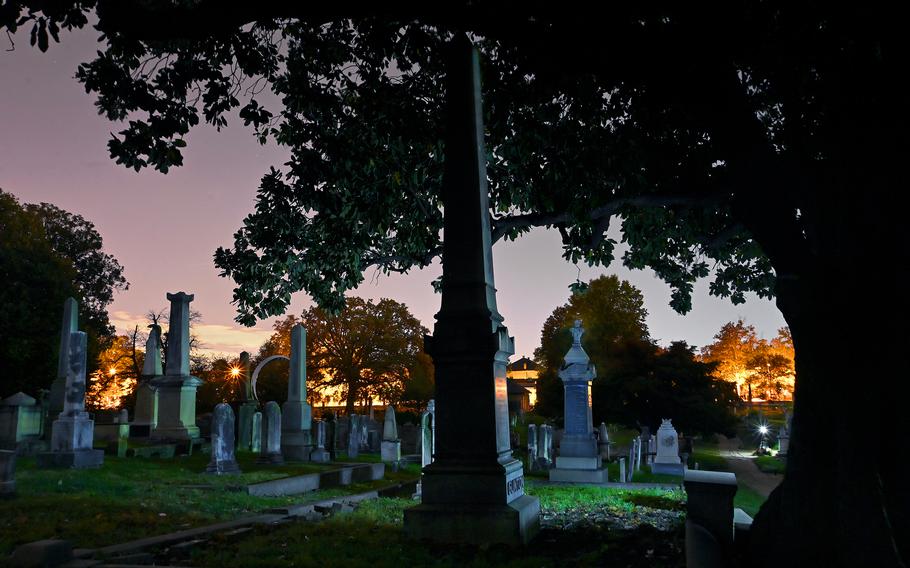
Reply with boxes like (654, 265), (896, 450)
(534, 275), (650, 417)
(702, 320), (795, 401)
(746, 351), (795, 401)
(301, 297), (427, 413)
(195, 356), (237, 410)
(596, 341), (739, 437)
(86, 334), (140, 410)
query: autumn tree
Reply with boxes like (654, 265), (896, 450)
(86, 334), (141, 410)
(4, 4), (907, 564)
(702, 321), (795, 401)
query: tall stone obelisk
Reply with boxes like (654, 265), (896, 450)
(281, 324), (312, 460)
(150, 292), (202, 441)
(45, 298), (78, 438)
(403, 35), (540, 545)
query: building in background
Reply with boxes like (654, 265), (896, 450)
(507, 356), (539, 409)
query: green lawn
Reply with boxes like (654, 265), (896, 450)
(754, 455), (786, 475)
(0, 454), (414, 555)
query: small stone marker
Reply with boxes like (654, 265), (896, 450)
(380, 405), (401, 463)
(258, 401), (284, 464)
(206, 403), (240, 475)
(618, 457), (626, 484)
(527, 424), (539, 470)
(0, 392), (42, 453)
(597, 422), (610, 460)
(37, 332), (104, 469)
(309, 420), (331, 463)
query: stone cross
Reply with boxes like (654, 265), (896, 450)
(258, 401), (283, 464)
(164, 292), (193, 376)
(206, 403), (240, 474)
(142, 324), (163, 377)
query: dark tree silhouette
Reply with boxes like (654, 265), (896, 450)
(2, 4), (905, 565)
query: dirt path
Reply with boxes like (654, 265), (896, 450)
(716, 436), (782, 498)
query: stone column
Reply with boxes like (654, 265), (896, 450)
(37, 332), (104, 468)
(132, 324), (162, 437)
(403, 36), (539, 546)
(251, 411), (262, 453)
(281, 324), (313, 460)
(45, 298), (78, 439)
(380, 405), (401, 463)
(151, 292), (203, 441)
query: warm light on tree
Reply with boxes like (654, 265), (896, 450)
(701, 320), (795, 401)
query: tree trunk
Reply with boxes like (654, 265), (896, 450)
(345, 380), (358, 416)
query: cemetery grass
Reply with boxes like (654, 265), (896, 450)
(754, 455), (786, 475)
(0, 455), (415, 555)
(186, 486), (686, 568)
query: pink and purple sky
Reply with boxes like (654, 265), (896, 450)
(0, 26), (787, 358)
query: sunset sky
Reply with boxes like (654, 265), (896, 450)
(0, 25), (786, 358)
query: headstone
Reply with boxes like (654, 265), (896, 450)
(0, 450), (16, 497)
(527, 424), (539, 470)
(37, 332), (104, 468)
(419, 400), (435, 469)
(380, 406), (401, 463)
(237, 351), (258, 451)
(46, 298), (78, 438)
(309, 420), (331, 462)
(618, 457), (626, 484)
(651, 418), (685, 476)
(258, 401), (283, 464)
(550, 320), (607, 483)
(281, 324), (313, 460)
(634, 437), (642, 472)
(1, 392), (43, 453)
(325, 414), (337, 460)
(250, 412), (262, 454)
(347, 414), (360, 459)
(206, 403), (240, 475)
(650, 435), (657, 464)
(150, 292), (203, 441)
(597, 422), (610, 460)
(536, 424), (552, 470)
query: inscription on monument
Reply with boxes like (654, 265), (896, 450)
(506, 469), (525, 502)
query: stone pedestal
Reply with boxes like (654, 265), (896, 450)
(149, 375), (202, 440)
(130, 382), (158, 438)
(684, 469), (738, 561)
(403, 37), (539, 546)
(651, 418), (685, 476)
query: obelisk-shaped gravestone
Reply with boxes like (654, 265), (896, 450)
(380, 405), (401, 463)
(281, 324), (312, 460)
(37, 332), (104, 468)
(151, 292), (203, 441)
(237, 351), (257, 451)
(550, 320), (607, 482)
(45, 298), (78, 438)
(403, 36), (539, 545)
(131, 324), (162, 437)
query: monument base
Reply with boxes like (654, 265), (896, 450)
(36, 449), (104, 469)
(404, 495), (540, 545)
(150, 425), (201, 441)
(380, 440), (401, 463)
(309, 448), (331, 463)
(651, 462), (687, 476)
(549, 467), (608, 483)
(281, 429), (313, 461)
(128, 423), (153, 438)
(256, 452), (285, 465)
(205, 460), (240, 475)
(555, 455), (601, 469)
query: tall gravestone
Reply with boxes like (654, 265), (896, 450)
(536, 425), (553, 470)
(150, 292), (203, 441)
(651, 418), (685, 476)
(419, 400), (435, 469)
(206, 403), (240, 475)
(237, 351), (258, 451)
(281, 324), (313, 460)
(550, 320), (607, 482)
(403, 36), (539, 545)
(131, 323), (162, 437)
(347, 414), (360, 459)
(258, 401), (284, 464)
(37, 332), (104, 468)
(310, 419), (331, 463)
(251, 411), (262, 453)
(45, 298), (78, 439)
(381, 406), (401, 463)
(527, 424), (539, 471)
(598, 422), (611, 460)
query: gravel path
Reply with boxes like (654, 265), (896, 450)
(717, 436), (782, 497)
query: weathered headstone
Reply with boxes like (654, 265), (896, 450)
(251, 411), (262, 454)
(651, 418), (685, 476)
(347, 414), (360, 459)
(527, 424), (539, 471)
(536, 424), (552, 470)
(281, 324), (313, 460)
(1, 392), (43, 453)
(419, 400), (435, 469)
(618, 457), (627, 484)
(132, 323), (162, 437)
(45, 298), (78, 439)
(0, 450), (16, 497)
(309, 420), (331, 463)
(634, 437), (642, 472)
(150, 292), (203, 441)
(550, 320), (607, 482)
(380, 406), (401, 463)
(37, 332), (104, 468)
(597, 422), (610, 460)
(206, 403), (240, 475)
(258, 401), (283, 464)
